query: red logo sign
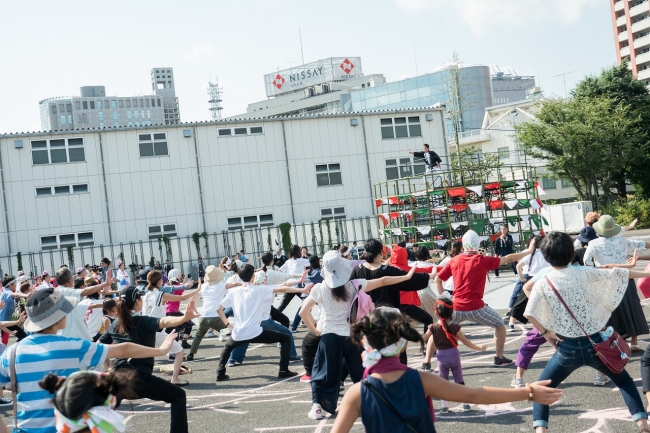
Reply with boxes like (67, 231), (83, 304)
(273, 74), (285, 89)
(340, 58), (355, 74)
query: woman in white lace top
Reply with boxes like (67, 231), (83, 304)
(524, 231), (650, 433)
(583, 215), (650, 351)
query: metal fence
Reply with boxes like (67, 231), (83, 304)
(1, 216), (379, 282)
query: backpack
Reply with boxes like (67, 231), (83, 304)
(348, 279), (375, 323)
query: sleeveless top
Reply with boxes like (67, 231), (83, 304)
(360, 369), (436, 433)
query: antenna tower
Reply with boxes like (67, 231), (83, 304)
(207, 77), (223, 120)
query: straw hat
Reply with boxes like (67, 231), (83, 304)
(204, 265), (224, 284)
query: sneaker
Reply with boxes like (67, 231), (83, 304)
(507, 324), (516, 332)
(0, 397), (11, 407)
(181, 340), (191, 349)
(278, 370), (299, 379)
(308, 403), (324, 420)
(439, 406), (449, 414)
(462, 404), (471, 412)
(277, 343), (282, 348)
(290, 328), (298, 333)
(594, 373), (610, 386)
(216, 374), (230, 382)
(206, 330), (216, 338)
(421, 363), (432, 372)
(300, 374), (312, 383)
(503, 310), (511, 320)
(227, 360), (242, 367)
(186, 353), (194, 361)
(494, 356), (513, 367)
(289, 356), (302, 363)
(510, 376), (525, 388)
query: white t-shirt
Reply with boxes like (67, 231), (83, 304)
(279, 258), (310, 275)
(80, 298), (104, 335)
(56, 287), (92, 341)
(521, 250), (551, 276)
(308, 279), (368, 337)
(200, 282), (227, 318)
(142, 288), (166, 319)
(226, 274), (243, 285)
(220, 283), (275, 341)
(438, 257), (454, 292)
(116, 269), (130, 289)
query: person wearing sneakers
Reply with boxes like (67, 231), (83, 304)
(215, 264), (310, 382)
(298, 250), (418, 420)
(187, 265), (228, 361)
(140, 270), (199, 386)
(435, 230), (535, 367)
(0, 288), (177, 433)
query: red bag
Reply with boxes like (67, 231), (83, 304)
(637, 263), (650, 299)
(546, 277), (630, 374)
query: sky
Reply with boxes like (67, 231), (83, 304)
(0, 0), (614, 134)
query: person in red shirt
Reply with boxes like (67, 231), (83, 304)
(435, 230), (534, 367)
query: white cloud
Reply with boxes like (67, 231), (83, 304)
(396, 0), (600, 33)
(185, 44), (216, 61)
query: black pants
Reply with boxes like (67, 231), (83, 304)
(277, 293), (300, 313)
(116, 367), (187, 433)
(640, 345), (650, 393)
(270, 306), (290, 328)
(302, 331), (321, 376)
(2, 325), (27, 342)
(494, 262), (517, 277)
(400, 304), (434, 333)
(217, 329), (291, 376)
(165, 311), (193, 337)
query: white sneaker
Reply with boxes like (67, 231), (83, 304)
(462, 403), (471, 412)
(507, 324), (516, 332)
(308, 403), (324, 420)
(206, 330), (216, 338)
(510, 376), (525, 388)
(594, 373), (610, 386)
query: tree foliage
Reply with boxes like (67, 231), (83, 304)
(450, 145), (502, 184)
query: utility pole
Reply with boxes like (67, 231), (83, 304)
(554, 71), (575, 98)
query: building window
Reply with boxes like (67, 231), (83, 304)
(250, 126), (263, 134)
(111, 100), (117, 109)
(36, 183), (89, 196)
(75, 101), (81, 110)
(60, 115), (66, 124)
(89, 101), (95, 109)
(97, 100), (102, 109)
(147, 110), (151, 119)
(234, 127), (247, 135)
(54, 186), (70, 195)
(147, 224), (177, 239)
(67, 104), (72, 113)
(31, 138), (85, 165)
(112, 111), (118, 120)
(119, 100), (124, 108)
(316, 163), (342, 186)
(40, 232), (94, 250)
(498, 147), (510, 159)
(98, 112), (104, 121)
(321, 207), (346, 220)
(82, 101), (88, 109)
(541, 177), (557, 190)
(35, 187), (52, 196)
(127, 111), (132, 119)
(380, 116), (422, 139)
(218, 129), (232, 136)
(72, 184), (88, 193)
(126, 100), (130, 108)
(560, 179), (573, 188)
(228, 214), (274, 230)
(138, 133), (168, 157)
(385, 158), (423, 180)
(157, 99), (161, 107)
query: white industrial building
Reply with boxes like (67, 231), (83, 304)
(0, 107), (447, 256)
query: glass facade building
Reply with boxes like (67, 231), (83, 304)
(341, 65), (493, 133)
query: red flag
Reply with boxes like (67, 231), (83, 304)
(447, 187), (466, 198)
(490, 234), (500, 242)
(375, 199), (382, 207)
(488, 200), (504, 210)
(449, 203), (468, 212)
(389, 212), (400, 221)
(378, 214), (389, 226)
(484, 182), (500, 190)
(388, 196), (399, 205)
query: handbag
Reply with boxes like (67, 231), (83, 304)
(545, 277), (630, 374)
(362, 379), (423, 433)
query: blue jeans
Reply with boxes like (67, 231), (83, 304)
(509, 274), (529, 309)
(229, 318), (297, 363)
(291, 296), (308, 330)
(532, 334), (646, 429)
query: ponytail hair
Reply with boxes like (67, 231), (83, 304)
(146, 270), (163, 291)
(260, 252), (274, 271)
(39, 370), (137, 421)
(350, 308), (423, 352)
(363, 239), (384, 263)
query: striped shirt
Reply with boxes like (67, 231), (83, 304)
(0, 334), (108, 433)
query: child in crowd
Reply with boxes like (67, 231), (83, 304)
(39, 369), (136, 433)
(422, 295), (486, 412)
(102, 299), (118, 331)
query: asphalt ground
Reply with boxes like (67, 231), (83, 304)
(5, 228), (650, 432)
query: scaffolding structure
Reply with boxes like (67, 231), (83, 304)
(373, 163), (546, 252)
(207, 77), (223, 120)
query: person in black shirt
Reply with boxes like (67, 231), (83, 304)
(572, 226), (598, 266)
(164, 259), (172, 275)
(494, 225), (517, 277)
(408, 144), (442, 173)
(99, 286), (200, 433)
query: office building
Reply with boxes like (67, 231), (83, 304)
(0, 107), (447, 255)
(491, 72), (536, 105)
(39, 67), (181, 131)
(611, 0), (650, 84)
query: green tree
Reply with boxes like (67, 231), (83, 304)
(450, 145), (502, 184)
(516, 97), (644, 207)
(573, 60), (650, 198)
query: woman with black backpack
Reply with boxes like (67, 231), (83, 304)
(298, 250), (416, 421)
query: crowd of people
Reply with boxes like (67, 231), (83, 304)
(1, 212), (650, 432)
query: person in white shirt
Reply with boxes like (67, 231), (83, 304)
(277, 245), (311, 313)
(215, 264), (309, 382)
(141, 270), (199, 386)
(116, 260), (130, 292)
(187, 266), (228, 361)
(37, 270), (54, 290)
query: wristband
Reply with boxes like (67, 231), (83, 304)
(525, 383), (534, 402)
